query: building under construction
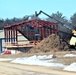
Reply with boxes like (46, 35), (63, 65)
(3, 11), (58, 53)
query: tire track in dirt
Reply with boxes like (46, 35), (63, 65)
(0, 61), (75, 75)
(0, 62), (56, 75)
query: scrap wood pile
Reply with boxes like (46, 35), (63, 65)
(28, 34), (70, 53)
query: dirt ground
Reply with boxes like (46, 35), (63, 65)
(0, 51), (76, 75)
(0, 34), (76, 75)
(0, 51), (76, 65)
(0, 61), (76, 75)
(28, 34), (71, 53)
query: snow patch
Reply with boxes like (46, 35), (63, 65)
(63, 62), (76, 72)
(63, 54), (76, 57)
(0, 58), (13, 61)
(11, 55), (65, 68)
(37, 54), (54, 59)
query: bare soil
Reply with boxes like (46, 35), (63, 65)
(0, 34), (76, 75)
(27, 34), (70, 54)
(0, 61), (76, 75)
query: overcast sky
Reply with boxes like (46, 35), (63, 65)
(0, 0), (76, 19)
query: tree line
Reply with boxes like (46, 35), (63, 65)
(0, 11), (76, 40)
(0, 11), (76, 30)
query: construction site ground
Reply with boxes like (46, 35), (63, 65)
(0, 61), (76, 75)
(0, 51), (76, 75)
(0, 51), (76, 65)
(0, 34), (76, 75)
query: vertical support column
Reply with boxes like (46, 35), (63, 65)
(6, 29), (8, 42)
(14, 28), (16, 43)
(53, 25), (55, 34)
(11, 28), (12, 43)
(27, 26), (29, 39)
(43, 27), (46, 38)
(46, 27), (49, 37)
(9, 29), (10, 42)
(50, 25), (52, 35)
(7, 28), (9, 45)
(38, 27), (40, 41)
(7, 29), (9, 42)
(4, 29), (6, 42)
(54, 25), (56, 34)
(48, 26), (50, 36)
(57, 24), (58, 34)
(34, 27), (36, 41)
(51, 25), (54, 34)
(40, 27), (43, 40)
(13, 28), (15, 43)
(55, 24), (58, 34)
(47, 27), (49, 37)
(11, 27), (14, 43)
(15, 26), (18, 45)
(5, 28), (8, 46)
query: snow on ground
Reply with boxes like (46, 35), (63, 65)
(1, 54), (76, 72)
(11, 55), (65, 68)
(63, 54), (76, 57)
(63, 62), (76, 72)
(0, 58), (13, 61)
(36, 54), (55, 59)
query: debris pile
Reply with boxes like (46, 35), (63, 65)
(28, 34), (68, 53)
